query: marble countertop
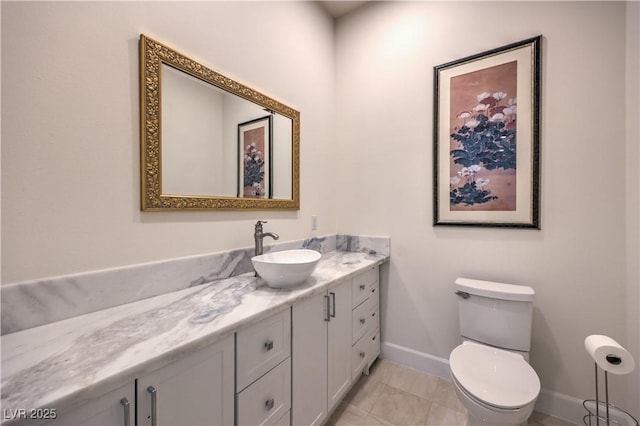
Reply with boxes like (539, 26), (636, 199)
(0, 250), (388, 423)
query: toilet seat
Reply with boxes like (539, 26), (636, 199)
(450, 341), (540, 410)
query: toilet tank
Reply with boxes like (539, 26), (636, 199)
(455, 278), (535, 353)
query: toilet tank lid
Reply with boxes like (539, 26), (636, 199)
(455, 278), (534, 302)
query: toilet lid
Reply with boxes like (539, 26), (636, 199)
(450, 342), (540, 409)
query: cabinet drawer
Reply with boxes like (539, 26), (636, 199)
(352, 299), (371, 344)
(367, 330), (381, 364)
(369, 280), (379, 303)
(237, 359), (291, 426)
(368, 303), (379, 333)
(352, 278), (368, 309)
(236, 309), (291, 391)
(351, 337), (369, 381)
(351, 267), (378, 308)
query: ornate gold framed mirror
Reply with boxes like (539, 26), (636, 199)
(140, 34), (300, 210)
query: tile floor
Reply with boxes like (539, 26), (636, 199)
(326, 359), (576, 426)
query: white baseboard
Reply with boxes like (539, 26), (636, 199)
(381, 341), (584, 425)
(381, 341), (452, 380)
(535, 389), (585, 425)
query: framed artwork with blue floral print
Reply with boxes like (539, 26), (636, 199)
(238, 115), (273, 199)
(433, 35), (541, 229)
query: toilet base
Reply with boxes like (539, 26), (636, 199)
(465, 410), (531, 426)
(452, 375), (536, 426)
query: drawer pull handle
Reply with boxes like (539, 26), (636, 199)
(359, 318), (366, 325)
(371, 312), (376, 317)
(324, 295), (330, 322)
(372, 335), (377, 341)
(264, 340), (274, 351)
(330, 292), (336, 318)
(360, 351), (366, 358)
(147, 386), (157, 426)
(359, 284), (366, 290)
(265, 398), (275, 411)
(120, 398), (131, 426)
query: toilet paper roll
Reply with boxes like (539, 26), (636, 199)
(584, 335), (635, 375)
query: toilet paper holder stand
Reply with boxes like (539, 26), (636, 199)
(583, 361), (638, 426)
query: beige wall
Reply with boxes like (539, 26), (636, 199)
(1, 1), (336, 283)
(335, 0), (638, 414)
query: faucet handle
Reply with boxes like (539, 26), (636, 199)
(255, 220), (267, 231)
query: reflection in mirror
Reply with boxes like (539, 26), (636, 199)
(140, 35), (299, 210)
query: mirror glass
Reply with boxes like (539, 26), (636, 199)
(140, 35), (299, 210)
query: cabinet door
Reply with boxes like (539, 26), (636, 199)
(327, 279), (352, 413)
(291, 292), (328, 426)
(137, 336), (234, 426)
(41, 382), (134, 426)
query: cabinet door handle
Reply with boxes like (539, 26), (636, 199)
(324, 295), (330, 322)
(120, 398), (130, 426)
(265, 398), (275, 411)
(359, 318), (366, 325)
(360, 351), (366, 358)
(329, 292), (336, 318)
(147, 386), (157, 426)
(359, 284), (365, 290)
(264, 340), (274, 351)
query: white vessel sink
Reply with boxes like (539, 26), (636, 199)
(252, 249), (321, 289)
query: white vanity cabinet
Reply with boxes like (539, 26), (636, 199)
(291, 266), (380, 425)
(136, 336), (234, 426)
(4, 255), (386, 426)
(235, 309), (291, 426)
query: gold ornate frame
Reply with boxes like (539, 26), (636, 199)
(139, 34), (300, 210)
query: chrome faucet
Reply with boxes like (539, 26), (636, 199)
(254, 220), (279, 257)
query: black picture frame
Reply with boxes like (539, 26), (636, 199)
(433, 35), (541, 229)
(238, 115), (273, 199)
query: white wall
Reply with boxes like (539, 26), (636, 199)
(161, 64), (225, 196)
(1, 1), (336, 283)
(335, 0), (637, 415)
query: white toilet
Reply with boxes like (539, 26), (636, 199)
(449, 278), (541, 426)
